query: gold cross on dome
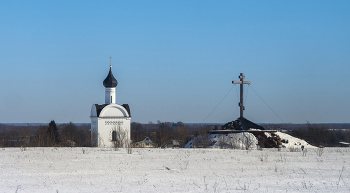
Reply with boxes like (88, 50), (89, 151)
(109, 56), (112, 67)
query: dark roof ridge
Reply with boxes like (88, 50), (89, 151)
(94, 104), (131, 117)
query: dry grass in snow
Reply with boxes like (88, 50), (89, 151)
(0, 147), (349, 192)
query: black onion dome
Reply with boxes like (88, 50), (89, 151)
(103, 67), (118, 88)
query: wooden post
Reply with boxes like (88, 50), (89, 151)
(232, 73), (251, 118)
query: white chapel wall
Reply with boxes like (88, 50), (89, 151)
(96, 118), (131, 148)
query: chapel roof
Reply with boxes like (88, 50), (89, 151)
(94, 104), (131, 117)
(103, 67), (118, 88)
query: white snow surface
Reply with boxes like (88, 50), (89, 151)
(186, 132), (316, 150)
(185, 133), (258, 149)
(1, 147), (350, 192)
(276, 131), (316, 149)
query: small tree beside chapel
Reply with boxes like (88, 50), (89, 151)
(47, 120), (60, 146)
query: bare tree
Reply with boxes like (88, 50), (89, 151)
(61, 122), (76, 147)
(131, 122), (143, 143)
(193, 136), (201, 148)
(242, 133), (256, 150)
(218, 135), (226, 149)
(158, 123), (171, 148)
(91, 130), (98, 147)
(176, 123), (189, 148)
(111, 125), (129, 149)
(60, 123), (90, 147)
(32, 126), (51, 147)
(202, 133), (210, 148)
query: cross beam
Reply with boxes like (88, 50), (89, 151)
(232, 73), (251, 118)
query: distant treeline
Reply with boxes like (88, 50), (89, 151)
(276, 123), (350, 130)
(289, 123), (350, 147)
(0, 121), (208, 148)
(260, 123), (350, 147)
(0, 121), (91, 147)
(1, 121), (350, 148)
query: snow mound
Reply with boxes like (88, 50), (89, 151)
(186, 133), (258, 149)
(275, 131), (317, 148)
(185, 131), (316, 149)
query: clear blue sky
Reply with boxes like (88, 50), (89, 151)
(1, 0), (349, 124)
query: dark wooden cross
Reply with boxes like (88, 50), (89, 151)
(232, 73), (251, 118)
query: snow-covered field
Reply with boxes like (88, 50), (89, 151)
(1, 147), (349, 192)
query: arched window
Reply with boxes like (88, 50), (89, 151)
(112, 131), (116, 141)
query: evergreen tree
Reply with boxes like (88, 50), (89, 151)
(47, 120), (59, 145)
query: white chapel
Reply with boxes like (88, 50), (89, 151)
(90, 58), (131, 147)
